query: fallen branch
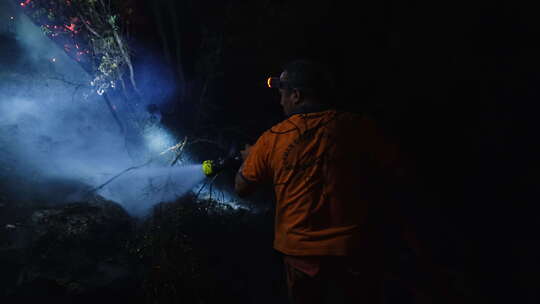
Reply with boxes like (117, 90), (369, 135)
(195, 173), (219, 200)
(87, 158), (153, 194)
(168, 136), (188, 166)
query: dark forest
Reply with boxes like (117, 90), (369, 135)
(0, 1), (539, 303)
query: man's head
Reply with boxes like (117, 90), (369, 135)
(276, 60), (335, 116)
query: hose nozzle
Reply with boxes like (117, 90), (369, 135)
(202, 156), (241, 177)
(202, 160), (216, 177)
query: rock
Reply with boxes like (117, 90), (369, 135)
(29, 196), (131, 244)
(6, 196), (141, 301)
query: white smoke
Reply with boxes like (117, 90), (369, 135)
(0, 10), (217, 216)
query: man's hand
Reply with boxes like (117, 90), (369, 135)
(235, 143), (256, 197)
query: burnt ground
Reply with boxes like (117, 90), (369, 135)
(0, 185), (471, 304)
(0, 187), (287, 304)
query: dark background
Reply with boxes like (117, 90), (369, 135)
(139, 1), (540, 302)
(2, 0), (540, 303)
(167, 2), (539, 302)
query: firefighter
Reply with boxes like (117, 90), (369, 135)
(234, 59), (415, 303)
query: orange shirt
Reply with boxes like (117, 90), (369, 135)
(241, 108), (400, 256)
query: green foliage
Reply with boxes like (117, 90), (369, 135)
(29, 0), (132, 96)
(40, 25), (52, 36)
(107, 15), (119, 31)
(47, 10), (56, 21)
(31, 8), (48, 20)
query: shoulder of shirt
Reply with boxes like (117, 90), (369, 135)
(263, 117), (301, 136)
(259, 111), (379, 140)
(264, 109), (359, 134)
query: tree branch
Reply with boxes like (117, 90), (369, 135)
(87, 158), (153, 194)
(78, 13), (102, 38)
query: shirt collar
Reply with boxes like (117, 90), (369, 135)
(288, 103), (332, 117)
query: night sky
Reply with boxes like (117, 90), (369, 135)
(1, 1), (540, 303)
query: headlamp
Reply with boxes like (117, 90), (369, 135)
(267, 77), (291, 89)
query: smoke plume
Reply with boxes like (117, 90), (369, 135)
(0, 7), (217, 215)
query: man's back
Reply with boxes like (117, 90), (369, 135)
(241, 109), (399, 256)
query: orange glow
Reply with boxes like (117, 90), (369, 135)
(267, 77), (271, 88)
(65, 23), (76, 32)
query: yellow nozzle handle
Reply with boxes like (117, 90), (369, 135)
(202, 160), (214, 176)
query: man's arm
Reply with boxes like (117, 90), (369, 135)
(234, 144), (259, 197)
(235, 165), (258, 197)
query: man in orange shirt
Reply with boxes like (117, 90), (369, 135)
(235, 60), (406, 304)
